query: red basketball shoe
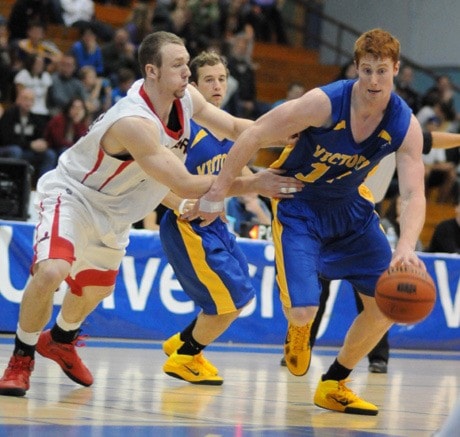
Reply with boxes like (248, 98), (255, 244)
(36, 330), (93, 387)
(0, 355), (35, 397)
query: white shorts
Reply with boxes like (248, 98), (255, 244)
(33, 172), (130, 295)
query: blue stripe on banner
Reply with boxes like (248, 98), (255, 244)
(1, 220), (459, 351)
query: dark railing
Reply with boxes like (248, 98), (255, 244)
(284, 0), (460, 95)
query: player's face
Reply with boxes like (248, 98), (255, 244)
(158, 43), (191, 99)
(356, 55), (399, 103)
(194, 63), (228, 108)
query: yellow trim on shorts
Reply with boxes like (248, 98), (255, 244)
(271, 199), (292, 308)
(177, 219), (237, 314)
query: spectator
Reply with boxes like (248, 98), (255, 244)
(0, 88), (56, 185)
(44, 97), (88, 156)
(395, 65), (421, 114)
(427, 199), (460, 253)
(110, 67), (136, 105)
(124, 1), (154, 47)
(187, 0), (221, 55)
(423, 75), (458, 124)
(226, 192), (272, 236)
(47, 54), (86, 116)
(71, 23), (104, 76)
(78, 65), (112, 121)
(14, 53), (53, 124)
(335, 59), (357, 80)
(272, 81), (307, 108)
(226, 33), (269, 119)
(14, 21), (62, 72)
(101, 28), (139, 84)
(245, 0), (287, 44)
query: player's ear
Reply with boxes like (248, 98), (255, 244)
(393, 61), (400, 77)
(145, 64), (158, 79)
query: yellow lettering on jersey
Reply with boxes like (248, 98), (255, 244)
(196, 153), (227, 175)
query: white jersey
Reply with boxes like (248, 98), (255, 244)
(38, 80), (193, 227)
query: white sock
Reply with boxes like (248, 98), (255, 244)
(16, 324), (40, 346)
(56, 311), (82, 331)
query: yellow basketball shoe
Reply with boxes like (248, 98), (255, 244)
(163, 351), (223, 385)
(314, 379), (378, 416)
(162, 333), (219, 375)
(283, 322), (312, 376)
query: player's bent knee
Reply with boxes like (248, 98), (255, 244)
(33, 259), (71, 288)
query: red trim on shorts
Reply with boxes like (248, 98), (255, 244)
(139, 84), (184, 139)
(81, 148), (105, 184)
(97, 160), (132, 191)
(30, 196), (75, 275)
(49, 194), (75, 262)
(66, 269), (119, 296)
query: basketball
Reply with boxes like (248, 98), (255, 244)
(375, 265), (436, 324)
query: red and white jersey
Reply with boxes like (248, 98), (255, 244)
(38, 79), (193, 226)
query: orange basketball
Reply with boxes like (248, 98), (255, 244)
(375, 265), (436, 324)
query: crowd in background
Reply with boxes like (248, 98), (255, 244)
(0, 0), (459, 252)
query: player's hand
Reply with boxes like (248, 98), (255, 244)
(252, 168), (303, 198)
(182, 196), (226, 226)
(177, 198), (197, 220)
(390, 241), (426, 270)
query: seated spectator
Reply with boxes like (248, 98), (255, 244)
(14, 53), (53, 124)
(44, 97), (88, 156)
(71, 23), (104, 76)
(101, 27), (139, 84)
(417, 93), (458, 204)
(423, 75), (458, 124)
(14, 21), (62, 72)
(272, 81), (306, 108)
(244, 0), (287, 44)
(426, 200), (460, 253)
(124, 2), (154, 48)
(78, 65), (112, 120)
(0, 88), (56, 185)
(226, 193), (272, 236)
(335, 59), (358, 80)
(47, 53), (86, 116)
(110, 67), (136, 105)
(395, 65), (421, 114)
(226, 32), (269, 118)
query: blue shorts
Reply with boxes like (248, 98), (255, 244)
(160, 210), (255, 315)
(272, 194), (391, 308)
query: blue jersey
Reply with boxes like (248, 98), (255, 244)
(184, 120), (234, 175)
(272, 80), (412, 199)
(160, 120), (255, 315)
(271, 80), (412, 308)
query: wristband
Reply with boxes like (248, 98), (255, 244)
(178, 199), (188, 215)
(199, 198), (224, 213)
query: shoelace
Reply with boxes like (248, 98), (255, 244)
(335, 379), (359, 402)
(5, 357), (33, 378)
(71, 334), (89, 348)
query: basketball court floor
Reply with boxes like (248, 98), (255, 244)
(0, 335), (458, 436)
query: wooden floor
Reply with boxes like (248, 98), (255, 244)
(0, 335), (458, 436)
